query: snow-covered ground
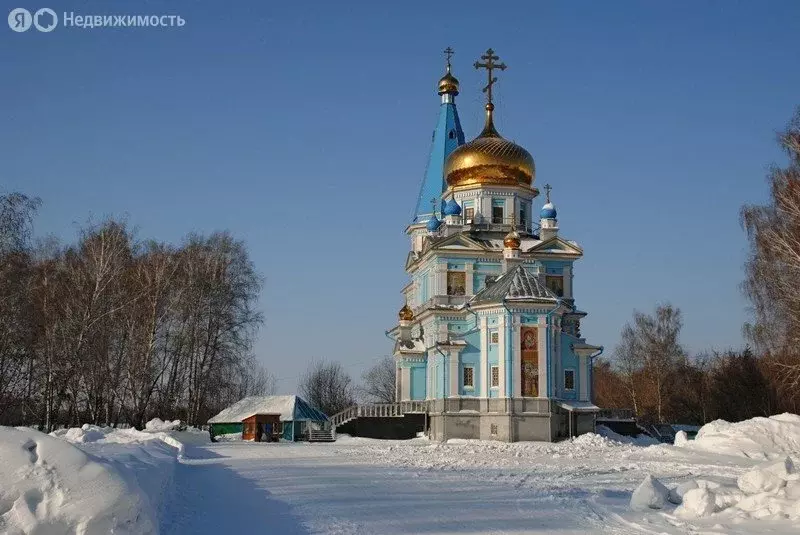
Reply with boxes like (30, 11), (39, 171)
(2, 415), (800, 534)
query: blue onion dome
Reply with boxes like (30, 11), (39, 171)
(427, 215), (442, 231)
(540, 202), (557, 219)
(443, 199), (462, 216)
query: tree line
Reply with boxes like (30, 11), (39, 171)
(0, 194), (272, 430)
(592, 303), (799, 425)
(595, 109), (800, 425)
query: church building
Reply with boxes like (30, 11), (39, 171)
(389, 49), (603, 442)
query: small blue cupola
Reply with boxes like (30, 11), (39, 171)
(443, 198), (462, 216)
(540, 203), (557, 219)
(540, 183), (557, 219)
(427, 214), (442, 232)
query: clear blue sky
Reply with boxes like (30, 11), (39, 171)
(3, 1), (799, 393)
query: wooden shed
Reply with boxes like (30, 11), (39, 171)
(242, 413), (281, 442)
(208, 395), (329, 442)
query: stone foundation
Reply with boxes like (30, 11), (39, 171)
(425, 398), (596, 442)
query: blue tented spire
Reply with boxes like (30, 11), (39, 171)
(411, 93), (465, 224)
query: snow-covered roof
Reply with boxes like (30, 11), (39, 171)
(556, 401), (600, 413)
(395, 337), (426, 354)
(207, 395), (328, 424)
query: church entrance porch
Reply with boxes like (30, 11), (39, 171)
(553, 401), (600, 440)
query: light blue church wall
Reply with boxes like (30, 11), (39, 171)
(448, 320), (471, 336)
(459, 331), (481, 396)
(542, 260), (571, 274)
(559, 332), (580, 400)
(423, 259), (504, 296)
(473, 263), (502, 293)
(410, 364), (426, 400)
(476, 262), (501, 271)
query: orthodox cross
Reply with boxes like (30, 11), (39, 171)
(474, 48), (507, 104)
(544, 183), (552, 203)
(443, 47), (455, 69)
(430, 197), (438, 217)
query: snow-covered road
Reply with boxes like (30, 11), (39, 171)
(158, 436), (768, 534)
(6, 419), (800, 534)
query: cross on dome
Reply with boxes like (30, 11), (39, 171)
(474, 48), (507, 105)
(444, 46), (455, 69)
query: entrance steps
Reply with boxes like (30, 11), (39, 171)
(308, 429), (336, 442)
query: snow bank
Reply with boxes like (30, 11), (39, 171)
(671, 456), (800, 522)
(677, 487), (717, 517)
(52, 422), (211, 460)
(46, 423), (210, 529)
(144, 418), (183, 432)
(618, 415), (800, 526)
(0, 426), (156, 534)
(214, 432), (244, 442)
(629, 474), (669, 510)
(596, 425), (659, 446)
(737, 457), (795, 494)
(678, 413), (800, 460)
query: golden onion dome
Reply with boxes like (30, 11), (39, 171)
(398, 303), (414, 322)
(503, 228), (521, 249)
(438, 67), (460, 96)
(445, 103), (535, 189)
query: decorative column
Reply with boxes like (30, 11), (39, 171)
(479, 316), (488, 397)
(396, 364), (402, 401)
(435, 263), (446, 296)
(401, 366), (411, 401)
(551, 318), (559, 398)
(437, 322), (449, 344)
(449, 348), (459, 397)
(563, 264), (573, 299)
(465, 263), (475, 295)
(497, 315), (506, 396)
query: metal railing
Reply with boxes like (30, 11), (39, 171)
(596, 408), (636, 421)
(427, 295), (468, 307)
(330, 401), (429, 428)
(331, 398), (560, 428)
(449, 214), (539, 235)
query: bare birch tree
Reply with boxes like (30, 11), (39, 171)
(299, 360), (355, 416)
(359, 356), (396, 403)
(614, 304), (684, 423)
(742, 109), (800, 388)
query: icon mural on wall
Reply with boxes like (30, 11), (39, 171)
(521, 326), (539, 396)
(447, 271), (466, 296)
